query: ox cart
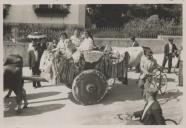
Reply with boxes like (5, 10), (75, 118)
(23, 50), (130, 105)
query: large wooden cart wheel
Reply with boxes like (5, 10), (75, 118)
(72, 69), (108, 105)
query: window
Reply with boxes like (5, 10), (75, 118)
(33, 4), (71, 17)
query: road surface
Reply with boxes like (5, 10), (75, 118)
(3, 54), (183, 127)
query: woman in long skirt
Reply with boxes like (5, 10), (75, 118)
(40, 42), (56, 84)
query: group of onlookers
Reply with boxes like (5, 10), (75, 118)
(4, 28), (182, 124)
(126, 37), (182, 125)
(130, 36), (181, 73)
(27, 29), (97, 88)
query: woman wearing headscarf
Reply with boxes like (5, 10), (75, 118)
(78, 30), (97, 51)
(71, 30), (97, 63)
(70, 29), (82, 48)
(52, 32), (68, 53)
(40, 42), (56, 84)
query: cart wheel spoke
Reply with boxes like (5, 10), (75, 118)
(72, 69), (108, 105)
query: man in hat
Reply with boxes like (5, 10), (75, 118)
(130, 36), (140, 72)
(27, 32), (47, 53)
(131, 36), (139, 47)
(162, 38), (177, 73)
(126, 87), (166, 125)
(28, 41), (42, 88)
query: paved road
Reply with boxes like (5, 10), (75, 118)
(3, 54), (183, 127)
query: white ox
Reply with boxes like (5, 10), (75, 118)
(111, 47), (144, 67)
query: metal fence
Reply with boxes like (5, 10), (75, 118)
(90, 26), (182, 38)
(3, 23), (83, 42)
(3, 23), (182, 41)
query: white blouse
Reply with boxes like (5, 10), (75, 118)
(140, 55), (158, 79)
(78, 37), (94, 51)
(56, 39), (66, 51)
(39, 50), (53, 71)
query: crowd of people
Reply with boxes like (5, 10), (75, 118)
(27, 29), (97, 88)
(4, 28), (182, 124)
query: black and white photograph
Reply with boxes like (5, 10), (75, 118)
(3, 3), (183, 127)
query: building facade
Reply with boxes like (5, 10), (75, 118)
(4, 4), (86, 26)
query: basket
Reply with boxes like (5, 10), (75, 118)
(83, 51), (104, 63)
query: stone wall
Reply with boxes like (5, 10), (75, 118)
(95, 36), (182, 53)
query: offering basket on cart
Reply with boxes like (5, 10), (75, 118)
(23, 50), (130, 105)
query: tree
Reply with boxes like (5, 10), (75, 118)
(86, 4), (182, 27)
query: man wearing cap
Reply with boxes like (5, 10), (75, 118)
(27, 32), (47, 54)
(28, 41), (42, 88)
(131, 36), (139, 47)
(126, 87), (166, 125)
(162, 38), (177, 73)
(130, 36), (140, 72)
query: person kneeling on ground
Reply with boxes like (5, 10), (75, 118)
(125, 87), (166, 125)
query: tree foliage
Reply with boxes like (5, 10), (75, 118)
(86, 4), (182, 27)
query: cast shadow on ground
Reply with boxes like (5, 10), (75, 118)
(4, 103), (65, 117)
(101, 78), (142, 105)
(4, 91), (62, 107)
(66, 77), (142, 105)
(157, 90), (182, 105)
(39, 84), (57, 88)
(67, 92), (80, 105)
(4, 91), (67, 117)
(61, 75), (180, 106)
(38, 83), (68, 88)
(67, 77), (161, 105)
(100, 77), (181, 105)
(27, 91), (61, 100)
(4, 91), (62, 108)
